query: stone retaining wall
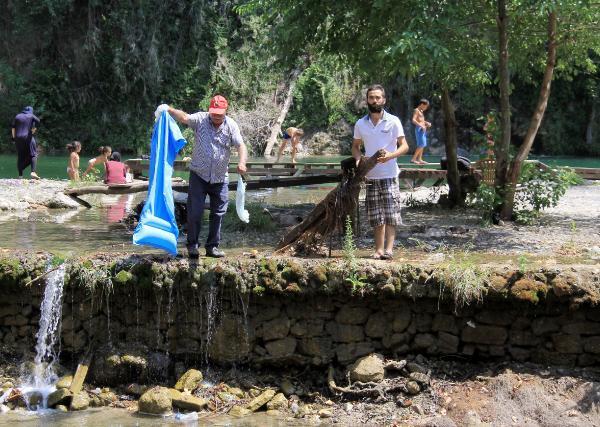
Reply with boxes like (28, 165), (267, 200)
(0, 253), (599, 384)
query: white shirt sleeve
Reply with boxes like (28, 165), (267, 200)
(353, 122), (362, 140)
(392, 118), (405, 139)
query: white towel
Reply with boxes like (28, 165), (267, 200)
(236, 175), (250, 223)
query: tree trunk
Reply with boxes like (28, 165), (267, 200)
(275, 150), (384, 254)
(440, 88), (462, 206)
(494, 0), (511, 215)
(263, 68), (301, 157)
(500, 11), (557, 219)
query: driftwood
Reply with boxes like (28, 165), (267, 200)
(275, 150), (385, 254)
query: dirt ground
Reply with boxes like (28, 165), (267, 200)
(219, 182), (600, 269)
(332, 358), (600, 427)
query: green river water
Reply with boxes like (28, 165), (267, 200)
(1, 154), (599, 180)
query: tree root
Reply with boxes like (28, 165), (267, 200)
(327, 366), (409, 402)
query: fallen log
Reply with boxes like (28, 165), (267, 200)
(275, 150), (384, 254)
(64, 179), (187, 197)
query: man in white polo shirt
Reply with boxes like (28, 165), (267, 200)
(352, 84), (409, 260)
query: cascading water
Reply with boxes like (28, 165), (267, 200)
(32, 263), (66, 386)
(203, 284), (220, 365)
(13, 263), (66, 410)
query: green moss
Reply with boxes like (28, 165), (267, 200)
(114, 270), (135, 285)
(282, 261), (304, 282)
(510, 278), (548, 304)
(50, 254), (67, 268)
(389, 277), (402, 292)
(310, 265), (328, 284)
(252, 285), (265, 296)
(284, 283), (301, 293)
(259, 258), (278, 275)
(0, 257), (26, 286)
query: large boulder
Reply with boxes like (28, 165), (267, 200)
(349, 353), (385, 382)
(70, 391), (90, 411)
(245, 389), (276, 412)
(138, 386), (172, 415)
(266, 393), (288, 410)
(47, 388), (72, 408)
(55, 375), (73, 389)
(174, 369), (203, 392)
(229, 405), (251, 417)
(170, 389), (208, 411)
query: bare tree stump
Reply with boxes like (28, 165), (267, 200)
(275, 150), (384, 255)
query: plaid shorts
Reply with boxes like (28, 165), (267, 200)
(365, 178), (402, 227)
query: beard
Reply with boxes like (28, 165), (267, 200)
(367, 103), (383, 113)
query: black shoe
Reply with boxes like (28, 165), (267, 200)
(187, 246), (200, 259)
(206, 247), (225, 258)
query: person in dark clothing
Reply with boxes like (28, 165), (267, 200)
(11, 106), (41, 179)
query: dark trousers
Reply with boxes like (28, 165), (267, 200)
(186, 171), (228, 250)
(15, 138), (36, 176)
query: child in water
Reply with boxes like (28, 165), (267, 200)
(277, 127), (305, 164)
(66, 141), (82, 181)
(83, 146), (111, 177)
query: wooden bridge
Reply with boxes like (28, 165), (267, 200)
(64, 158), (600, 205)
(125, 158), (450, 189)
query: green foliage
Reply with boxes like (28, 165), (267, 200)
(50, 254), (67, 268)
(517, 254), (529, 273)
(2, 0), (599, 158)
(343, 215), (358, 269)
(439, 251), (489, 309)
(288, 58), (360, 128)
(180, 128), (196, 158)
(469, 163), (581, 224)
(342, 215), (367, 294)
(467, 183), (501, 225)
(516, 163), (575, 212)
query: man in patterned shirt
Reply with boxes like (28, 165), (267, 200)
(156, 95), (248, 258)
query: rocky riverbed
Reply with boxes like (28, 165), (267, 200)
(0, 179), (80, 212)
(1, 353), (599, 426)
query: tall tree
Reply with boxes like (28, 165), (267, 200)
(494, 0), (600, 219)
(240, 0), (495, 206)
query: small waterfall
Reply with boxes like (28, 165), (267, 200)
(203, 283), (220, 364)
(165, 284), (173, 358)
(18, 263), (66, 410)
(32, 264), (66, 387)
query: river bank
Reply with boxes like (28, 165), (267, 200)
(0, 178), (598, 264)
